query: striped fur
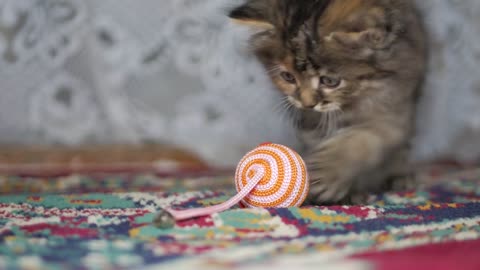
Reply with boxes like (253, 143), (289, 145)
(229, 0), (427, 204)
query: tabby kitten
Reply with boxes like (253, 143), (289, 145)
(229, 0), (427, 204)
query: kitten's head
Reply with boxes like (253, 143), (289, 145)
(229, 0), (424, 113)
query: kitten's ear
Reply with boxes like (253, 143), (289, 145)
(228, 1), (274, 30)
(326, 28), (396, 50)
(325, 8), (405, 51)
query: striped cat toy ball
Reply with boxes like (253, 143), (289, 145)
(154, 143), (309, 229)
(235, 142), (309, 208)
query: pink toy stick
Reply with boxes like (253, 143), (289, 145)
(153, 171), (263, 229)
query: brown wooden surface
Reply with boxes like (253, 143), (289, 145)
(0, 144), (209, 173)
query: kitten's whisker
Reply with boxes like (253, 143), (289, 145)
(332, 112), (339, 134)
(275, 101), (292, 124)
(284, 102), (296, 124)
(331, 111), (336, 135)
(315, 117), (322, 130)
(331, 111), (339, 135)
(272, 96), (301, 128)
(323, 113), (328, 133)
(273, 97), (289, 113)
(314, 109), (341, 138)
(315, 112), (325, 131)
(293, 109), (301, 129)
(281, 98), (291, 111)
(266, 65), (281, 75)
(327, 111), (333, 136)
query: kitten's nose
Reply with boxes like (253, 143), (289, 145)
(300, 94), (318, 109)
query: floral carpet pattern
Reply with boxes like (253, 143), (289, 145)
(0, 168), (479, 269)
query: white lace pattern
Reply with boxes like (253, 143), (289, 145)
(0, 0), (479, 165)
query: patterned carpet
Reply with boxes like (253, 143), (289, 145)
(0, 167), (480, 270)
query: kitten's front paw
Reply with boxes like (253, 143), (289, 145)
(387, 174), (419, 192)
(306, 172), (368, 205)
(307, 176), (350, 205)
(306, 160), (352, 205)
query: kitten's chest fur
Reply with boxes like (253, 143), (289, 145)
(295, 110), (348, 149)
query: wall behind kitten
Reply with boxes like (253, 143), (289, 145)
(0, 0), (297, 166)
(413, 1), (480, 163)
(0, 0), (478, 166)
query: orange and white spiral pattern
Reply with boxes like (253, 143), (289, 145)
(235, 143), (309, 208)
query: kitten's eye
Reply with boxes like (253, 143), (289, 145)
(320, 76), (341, 88)
(280, 72), (296, 84)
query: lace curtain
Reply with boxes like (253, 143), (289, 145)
(0, 0), (479, 166)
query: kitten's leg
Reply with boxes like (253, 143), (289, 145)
(305, 123), (408, 205)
